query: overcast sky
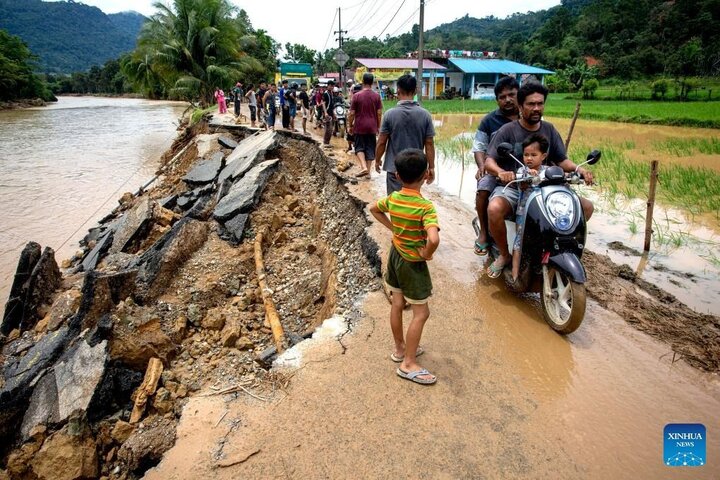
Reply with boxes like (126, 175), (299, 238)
(53, 0), (562, 53)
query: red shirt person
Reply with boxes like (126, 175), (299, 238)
(348, 72), (383, 177)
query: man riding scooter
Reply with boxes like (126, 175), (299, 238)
(483, 82), (594, 278)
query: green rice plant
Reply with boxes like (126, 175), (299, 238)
(435, 135), (475, 196)
(570, 138), (720, 218)
(653, 137), (720, 156)
(628, 217), (638, 234)
(699, 251), (720, 269)
(387, 97), (720, 128)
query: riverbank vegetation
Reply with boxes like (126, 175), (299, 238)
(0, 30), (55, 103)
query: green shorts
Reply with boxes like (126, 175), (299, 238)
(384, 246), (433, 304)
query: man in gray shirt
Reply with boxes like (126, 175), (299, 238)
(375, 74), (435, 194)
(484, 82), (595, 278)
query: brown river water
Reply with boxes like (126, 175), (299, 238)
(0, 96), (187, 304)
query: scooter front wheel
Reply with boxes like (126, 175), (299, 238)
(541, 266), (586, 334)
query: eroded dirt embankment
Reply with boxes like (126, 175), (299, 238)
(0, 120), (380, 479)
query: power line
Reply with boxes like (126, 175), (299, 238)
(346, 0), (380, 32)
(322, 8), (338, 52)
(388, 6), (420, 37)
(343, 0), (368, 32)
(350, 0), (402, 37)
(376, 0), (407, 38)
(388, 0), (433, 37)
(340, 0), (368, 8)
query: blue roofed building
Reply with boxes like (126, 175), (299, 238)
(445, 58), (554, 99)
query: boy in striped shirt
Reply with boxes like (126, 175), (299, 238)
(369, 148), (440, 385)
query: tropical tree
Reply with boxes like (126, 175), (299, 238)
(124, 0), (264, 105)
(283, 43), (316, 64)
(0, 29), (54, 101)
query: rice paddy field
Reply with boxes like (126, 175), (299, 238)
(384, 97), (720, 128)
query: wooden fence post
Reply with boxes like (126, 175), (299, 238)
(564, 102), (581, 150)
(644, 160), (659, 252)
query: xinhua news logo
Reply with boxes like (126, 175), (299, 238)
(664, 423), (706, 467)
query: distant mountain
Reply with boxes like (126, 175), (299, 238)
(0, 0), (146, 73)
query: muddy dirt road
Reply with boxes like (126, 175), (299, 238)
(146, 131), (720, 479)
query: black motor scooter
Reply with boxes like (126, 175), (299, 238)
(473, 142), (601, 334)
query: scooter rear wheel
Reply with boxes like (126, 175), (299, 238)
(541, 267), (586, 334)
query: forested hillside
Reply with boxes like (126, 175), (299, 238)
(0, 0), (145, 73)
(330, 0), (720, 78)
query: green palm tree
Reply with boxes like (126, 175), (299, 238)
(126, 0), (263, 105)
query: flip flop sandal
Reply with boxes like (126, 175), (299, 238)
(390, 346), (425, 363)
(474, 241), (489, 257)
(486, 257), (508, 279)
(355, 170), (369, 178)
(396, 368), (437, 385)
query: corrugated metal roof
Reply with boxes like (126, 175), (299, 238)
(448, 58), (554, 75)
(356, 58), (446, 70)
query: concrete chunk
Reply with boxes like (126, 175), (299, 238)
(1, 242), (41, 335)
(219, 213), (249, 245)
(54, 340), (108, 422)
(216, 130), (276, 184)
(134, 218), (209, 302)
(81, 227), (115, 272)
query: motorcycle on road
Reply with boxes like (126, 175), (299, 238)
(473, 142), (601, 334)
(333, 101), (348, 137)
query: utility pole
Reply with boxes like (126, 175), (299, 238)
(416, 0), (425, 104)
(334, 7), (348, 94)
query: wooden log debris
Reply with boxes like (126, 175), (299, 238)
(254, 229), (286, 353)
(129, 357), (164, 424)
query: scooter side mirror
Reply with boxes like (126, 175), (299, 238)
(497, 142), (513, 157)
(586, 150), (601, 165)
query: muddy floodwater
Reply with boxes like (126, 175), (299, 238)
(0, 97), (187, 303)
(432, 114), (720, 315)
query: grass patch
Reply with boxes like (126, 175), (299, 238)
(384, 97), (720, 128)
(190, 106), (215, 125)
(653, 137), (720, 156)
(569, 141), (720, 217)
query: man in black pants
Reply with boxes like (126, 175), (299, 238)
(471, 76), (519, 257)
(322, 80), (336, 148)
(280, 79), (290, 129)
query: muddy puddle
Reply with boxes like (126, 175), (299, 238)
(432, 114), (720, 315)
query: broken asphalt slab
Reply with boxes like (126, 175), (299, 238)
(213, 159), (280, 221)
(216, 130), (277, 185)
(183, 151), (225, 186)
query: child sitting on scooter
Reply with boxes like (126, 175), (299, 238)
(512, 133), (549, 281)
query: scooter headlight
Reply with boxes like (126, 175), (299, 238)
(545, 192), (575, 231)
